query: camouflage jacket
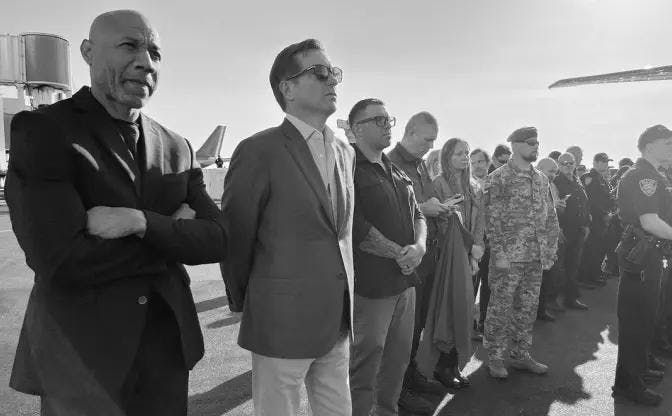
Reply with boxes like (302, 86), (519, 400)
(485, 160), (560, 267)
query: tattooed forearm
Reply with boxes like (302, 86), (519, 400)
(359, 227), (403, 259)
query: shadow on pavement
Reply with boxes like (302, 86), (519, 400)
(410, 279), (621, 416)
(189, 370), (252, 416)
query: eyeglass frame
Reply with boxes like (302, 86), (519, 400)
(353, 115), (397, 128)
(283, 64), (343, 84)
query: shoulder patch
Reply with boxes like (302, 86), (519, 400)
(639, 179), (657, 196)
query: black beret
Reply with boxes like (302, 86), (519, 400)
(507, 126), (537, 143)
(638, 124), (672, 151)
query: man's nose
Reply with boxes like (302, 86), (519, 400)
(135, 49), (158, 73)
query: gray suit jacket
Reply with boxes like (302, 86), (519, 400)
(220, 119), (355, 359)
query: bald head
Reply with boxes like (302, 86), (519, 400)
(400, 111), (438, 158)
(536, 158), (558, 181)
(81, 10), (161, 120)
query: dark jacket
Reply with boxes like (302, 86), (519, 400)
(554, 173), (590, 238)
(581, 168), (615, 223)
(6, 87), (226, 397)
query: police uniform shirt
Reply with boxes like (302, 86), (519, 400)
(617, 158), (672, 226)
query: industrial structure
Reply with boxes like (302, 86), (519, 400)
(0, 32), (73, 176)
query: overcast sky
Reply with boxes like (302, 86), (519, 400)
(2, 0), (671, 164)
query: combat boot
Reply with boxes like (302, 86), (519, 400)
(510, 356), (548, 375)
(488, 359), (508, 379)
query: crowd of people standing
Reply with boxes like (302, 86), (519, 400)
(6, 11), (672, 415)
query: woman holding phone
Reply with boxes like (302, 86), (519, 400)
(416, 138), (485, 389)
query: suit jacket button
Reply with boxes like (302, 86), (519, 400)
(138, 295), (148, 305)
(336, 272), (345, 280)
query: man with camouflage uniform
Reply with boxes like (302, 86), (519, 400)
(483, 127), (560, 379)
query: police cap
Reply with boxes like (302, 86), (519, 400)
(507, 127), (537, 143)
(638, 124), (672, 151)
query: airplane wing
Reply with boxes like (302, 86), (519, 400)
(196, 125), (226, 168)
(549, 65), (672, 89)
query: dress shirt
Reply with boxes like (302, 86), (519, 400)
(285, 114), (338, 222)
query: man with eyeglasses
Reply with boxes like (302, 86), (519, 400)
(348, 98), (428, 415)
(554, 153), (590, 311)
(483, 127), (559, 379)
(220, 39), (354, 416)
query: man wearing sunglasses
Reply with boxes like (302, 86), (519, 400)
(348, 98), (427, 415)
(220, 39), (354, 416)
(483, 127), (559, 379)
(554, 153), (591, 311)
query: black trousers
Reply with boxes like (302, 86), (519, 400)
(475, 247), (491, 326)
(563, 230), (585, 302)
(404, 243), (438, 385)
(579, 219), (608, 282)
(41, 294), (188, 416)
(614, 253), (663, 390)
(654, 265), (672, 344)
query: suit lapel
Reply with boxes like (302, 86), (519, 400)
(139, 114), (164, 207)
(72, 88), (141, 196)
(281, 120), (336, 232)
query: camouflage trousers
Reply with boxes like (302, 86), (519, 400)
(483, 261), (543, 361)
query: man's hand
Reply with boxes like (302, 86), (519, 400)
(554, 198), (567, 211)
(86, 206), (146, 239)
(396, 243), (426, 274)
(542, 259), (554, 271)
(471, 244), (485, 261)
(419, 197), (451, 217)
(172, 203), (196, 220)
(470, 257), (480, 275)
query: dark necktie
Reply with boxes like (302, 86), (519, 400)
(117, 121), (140, 159)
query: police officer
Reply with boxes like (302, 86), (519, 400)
(579, 153), (616, 287)
(612, 125), (672, 406)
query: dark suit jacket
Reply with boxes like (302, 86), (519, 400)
(220, 119), (355, 359)
(5, 87), (226, 397)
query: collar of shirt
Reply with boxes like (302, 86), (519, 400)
(285, 113), (334, 145)
(506, 158), (537, 178)
(353, 143), (391, 166)
(393, 142), (421, 166)
(636, 157), (666, 179)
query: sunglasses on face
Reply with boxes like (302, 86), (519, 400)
(524, 139), (539, 147)
(560, 161), (575, 167)
(284, 64), (343, 84)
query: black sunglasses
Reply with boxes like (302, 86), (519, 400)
(284, 64), (343, 84)
(354, 115), (397, 128)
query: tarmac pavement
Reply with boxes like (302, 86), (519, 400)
(1, 208), (671, 415)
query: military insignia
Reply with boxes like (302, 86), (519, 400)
(639, 179), (657, 196)
(584, 177), (592, 186)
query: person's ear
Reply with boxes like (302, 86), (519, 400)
(80, 39), (94, 66)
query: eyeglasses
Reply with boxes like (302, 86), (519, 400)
(284, 64), (343, 84)
(560, 161), (575, 167)
(354, 115), (397, 128)
(524, 139), (539, 147)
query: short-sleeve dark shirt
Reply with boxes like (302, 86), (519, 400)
(352, 144), (425, 299)
(387, 143), (436, 239)
(617, 158), (672, 226)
